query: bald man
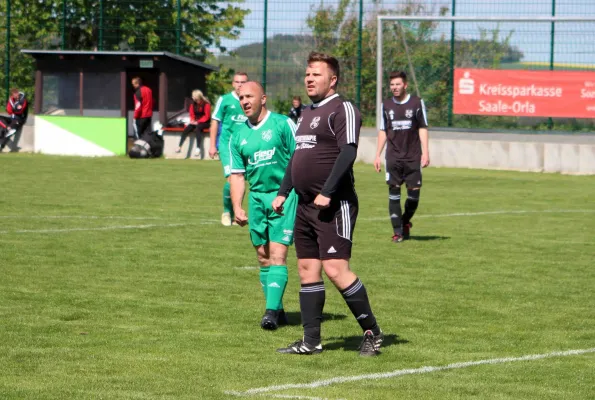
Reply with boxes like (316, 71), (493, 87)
(229, 81), (298, 331)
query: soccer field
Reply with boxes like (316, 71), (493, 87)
(1, 154), (594, 400)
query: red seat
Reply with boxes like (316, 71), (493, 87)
(161, 126), (209, 133)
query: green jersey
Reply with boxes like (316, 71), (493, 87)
(230, 111), (297, 193)
(212, 91), (248, 145)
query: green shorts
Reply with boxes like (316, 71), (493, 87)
(219, 137), (231, 178)
(248, 190), (297, 247)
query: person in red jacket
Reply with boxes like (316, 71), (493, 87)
(5, 88), (28, 137)
(131, 77), (153, 139)
(176, 89), (211, 157)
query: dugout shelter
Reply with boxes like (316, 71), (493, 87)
(21, 50), (217, 156)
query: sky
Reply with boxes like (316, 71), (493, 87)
(212, 0), (595, 65)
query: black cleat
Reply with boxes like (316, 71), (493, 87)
(277, 339), (323, 355)
(261, 310), (279, 331)
(403, 222), (412, 240)
(277, 309), (288, 326)
(392, 233), (404, 243)
(359, 329), (384, 357)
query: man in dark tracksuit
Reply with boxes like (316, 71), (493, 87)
(131, 77), (153, 139)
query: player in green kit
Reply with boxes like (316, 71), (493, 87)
(230, 81), (298, 330)
(209, 72), (249, 226)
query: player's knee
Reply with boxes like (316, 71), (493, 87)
(269, 247), (288, 265)
(298, 259), (323, 282)
(407, 188), (420, 202)
(389, 185), (401, 201)
(255, 246), (270, 266)
(322, 259), (350, 282)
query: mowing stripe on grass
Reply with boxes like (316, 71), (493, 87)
(226, 347), (595, 397)
(361, 209), (595, 221)
(0, 223), (197, 234)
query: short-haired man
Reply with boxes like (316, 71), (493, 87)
(131, 77), (153, 139)
(209, 72), (249, 226)
(374, 71), (429, 242)
(273, 52), (383, 356)
(230, 81), (298, 330)
(287, 96), (306, 124)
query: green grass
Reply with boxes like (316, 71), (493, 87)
(1, 154), (594, 400)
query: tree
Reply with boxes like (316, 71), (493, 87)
(0, 0), (249, 102)
(305, 0), (523, 126)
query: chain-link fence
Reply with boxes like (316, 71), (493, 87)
(1, 0), (594, 130)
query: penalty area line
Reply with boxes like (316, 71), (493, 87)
(226, 347), (595, 397)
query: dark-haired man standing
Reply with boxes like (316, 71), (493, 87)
(374, 71), (429, 242)
(273, 52), (383, 357)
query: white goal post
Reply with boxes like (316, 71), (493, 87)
(376, 15), (595, 128)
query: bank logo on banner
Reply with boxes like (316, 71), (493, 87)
(453, 68), (595, 118)
(458, 71), (475, 95)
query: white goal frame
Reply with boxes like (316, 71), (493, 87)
(376, 15), (595, 128)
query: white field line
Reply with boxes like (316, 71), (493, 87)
(234, 266), (259, 271)
(0, 215), (220, 223)
(0, 215), (165, 220)
(361, 209), (595, 221)
(0, 222), (211, 234)
(226, 347), (595, 398)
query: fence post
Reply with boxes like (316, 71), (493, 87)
(61, 0), (66, 50)
(447, 0), (456, 127)
(355, 0), (363, 109)
(176, 0), (181, 55)
(99, 0), (104, 51)
(548, 0), (555, 130)
(262, 0), (268, 92)
(4, 0), (10, 103)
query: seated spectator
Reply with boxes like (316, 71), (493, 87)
(176, 90), (211, 157)
(287, 95), (306, 124)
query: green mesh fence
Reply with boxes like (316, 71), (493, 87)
(2, 0), (594, 131)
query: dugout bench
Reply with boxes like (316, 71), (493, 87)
(161, 125), (210, 159)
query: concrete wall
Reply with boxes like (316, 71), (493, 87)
(357, 128), (595, 175)
(4, 118), (595, 175)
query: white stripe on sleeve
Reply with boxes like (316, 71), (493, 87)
(212, 96), (223, 121)
(342, 102), (356, 144)
(421, 99), (428, 126)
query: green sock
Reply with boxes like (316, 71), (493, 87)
(259, 266), (269, 302)
(223, 182), (233, 215)
(266, 265), (288, 311)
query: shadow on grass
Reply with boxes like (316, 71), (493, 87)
(408, 235), (450, 241)
(324, 333), (408, 352)
(282, 312), (348, 327)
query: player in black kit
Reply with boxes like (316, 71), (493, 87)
(374, 71), (429, 242)
(272, 52), (383, 356)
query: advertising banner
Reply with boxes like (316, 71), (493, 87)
(453, 68), (595, 118)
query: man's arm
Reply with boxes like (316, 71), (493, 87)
(6, 101), (13, 115)
(317, 101), (361, 202)
(230, 173), (248, 226)
(419, 127), (430, 167)
(417, 99), (429, 167)
(133, 89), (142, 120)
(320, 144), (357, 197)
(209, 96), (224, 158)
(374, 130), (387, 172)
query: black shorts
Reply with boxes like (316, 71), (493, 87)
(386, 159), (422, 188)
(294, 200), (358, 260)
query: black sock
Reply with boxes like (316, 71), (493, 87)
(299, 282), (325, 346)
(341, 278), (380, 335)
(389, 186), (403, 235)
(402, 188), (420, 225)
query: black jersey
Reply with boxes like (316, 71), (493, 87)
(380, 94), (428, 162)
(291, 94), (361, 204)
